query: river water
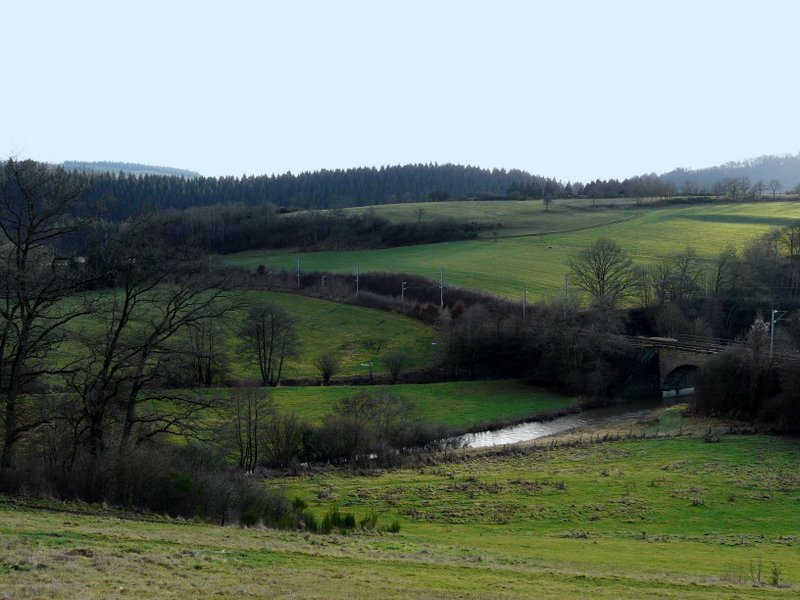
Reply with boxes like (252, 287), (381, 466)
(461, 397), (682, 448)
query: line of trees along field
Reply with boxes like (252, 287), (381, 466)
(135, 203), (488, 254)
(72, 164), (545, 219)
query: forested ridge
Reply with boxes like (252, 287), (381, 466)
(73, 164), (547, 220)
(661, 153), (800, 193)
(63, 161), (201, 179)
(60, 153), (800, 223)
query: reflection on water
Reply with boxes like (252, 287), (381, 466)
(462, 398), (682, 448)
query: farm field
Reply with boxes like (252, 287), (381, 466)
(3, 432), (799, 598)
(226, 200), (800, 299)
(206, 380), (576, 429)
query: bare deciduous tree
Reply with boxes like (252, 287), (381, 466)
(568, 238), (635, 309)
(706, 246), (738, 297)
(314, 351), (341, 386)
(232, 387), (270, 472)
(769, 179), (782, 198)
(381, 349), (411, 384)
(261, 411), (305, 468)
(241, 302), (300, 386)
(67, 219), (232, 457)
(0, 159), (95, 476)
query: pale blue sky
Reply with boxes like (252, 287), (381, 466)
(3, 1), (799, 181)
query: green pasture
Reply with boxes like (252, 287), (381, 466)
(346, 199), (637, 236)
(226, 201), (800, 299)
(223, 291), (436, 380)
(3, 433), (799, 598)
(66, 290), (437, 381)
(205, 380), (575, 429)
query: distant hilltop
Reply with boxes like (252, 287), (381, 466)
(63, 160), (200, 179)
(660, 152), (800, 192)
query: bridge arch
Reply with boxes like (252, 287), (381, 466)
(662, 364), (700, 397)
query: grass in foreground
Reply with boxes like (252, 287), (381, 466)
(226, 201), (800, 299)
(2, 432), (798, 598)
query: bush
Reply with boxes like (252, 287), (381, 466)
(760, 361), (800, 432)
(261, 412), (311, 468)
(693, 348), (750, 417)
(319, 506), (357, 533)
(302, 510), (319, 532)
(313, 414), (369, 463)
(386, 520), (401, 533)
(359, 509), (378, 530)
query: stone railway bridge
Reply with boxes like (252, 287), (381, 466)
(620, 335), (797, 397)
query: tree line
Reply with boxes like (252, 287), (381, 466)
(135, 203), (487, 255)
(68, 163), (547, 220)
(661, 153), (800, 196)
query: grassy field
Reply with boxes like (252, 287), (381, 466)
(226, 201), (800, 299)
(208, 380), (576, 429)
(66, 290), (437, 381)
(3, 431), (799, 598)
(222, 291), (437, 380)
(346, 199), (638, 236)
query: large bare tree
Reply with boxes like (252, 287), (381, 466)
(568, 238), (635, 309)
(0, 159), (95, 476)
(66, 219), (233, 457)
(241, 302), (300, 386)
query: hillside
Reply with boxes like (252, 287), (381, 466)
(660, 153), (800, 193)
(63, 160), (201, 178)
(225, 200), (800, 299)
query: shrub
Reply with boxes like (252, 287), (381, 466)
(359, 509), (378, 530)
(319, 506), (357, 533)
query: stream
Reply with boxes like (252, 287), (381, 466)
(461, 397), (683, 448)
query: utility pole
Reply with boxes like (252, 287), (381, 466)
(439, 267), (444, 309)
(355, 264), (360, 295)
(562, 273), (570, 322)
(771, 308), (787, 360)
(522, 289), (528, 322)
